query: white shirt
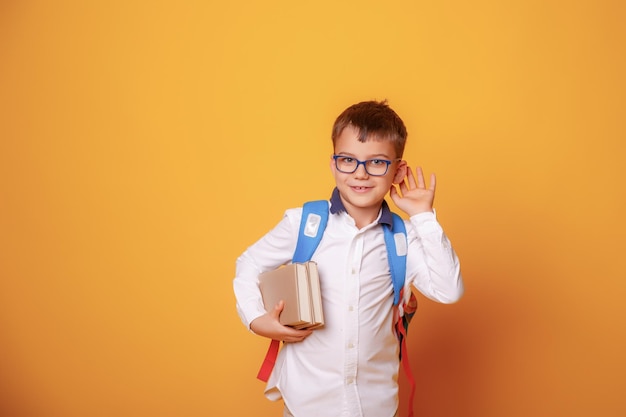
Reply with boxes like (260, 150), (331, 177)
(234, 192), (463, 417)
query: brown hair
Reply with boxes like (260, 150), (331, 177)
(331, 100), (408, 158)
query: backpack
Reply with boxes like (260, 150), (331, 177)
(257, 200), (418, 416)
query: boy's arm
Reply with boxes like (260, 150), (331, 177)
(390, 166), (464, 303)
(405, 211), (464, 303)
(233, 208), (314, 341)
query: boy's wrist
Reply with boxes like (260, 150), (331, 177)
(405, 206), (434, 217)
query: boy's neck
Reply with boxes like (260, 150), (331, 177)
(341, 199), (382, 229)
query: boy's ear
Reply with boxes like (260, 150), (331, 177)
(392, 160), (407, 184)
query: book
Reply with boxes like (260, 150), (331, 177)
(259, 261), (324, 330)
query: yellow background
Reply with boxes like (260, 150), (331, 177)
(1, 1), (624, 416)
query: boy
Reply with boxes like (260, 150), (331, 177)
(234, 100), (463, 417)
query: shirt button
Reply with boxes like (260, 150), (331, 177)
(348, 306), (354, 311)
(351, 268), (356, 274)
(347, 342), (354, 349)
(346, 377), (354, 384)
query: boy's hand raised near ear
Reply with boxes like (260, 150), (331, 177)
(250, 300), (313, 343)
(390, 166), (436, 216)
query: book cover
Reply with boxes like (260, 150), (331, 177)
(259, 261), (324, 329)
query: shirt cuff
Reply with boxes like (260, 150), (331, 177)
(409, 209), (442, 235)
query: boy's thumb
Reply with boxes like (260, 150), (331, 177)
(272, 300), (285, 318)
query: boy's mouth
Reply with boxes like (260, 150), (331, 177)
(351, 186), (371, 193)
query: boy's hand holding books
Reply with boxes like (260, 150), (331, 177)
(252, 261), (324, 343)
(250, 300), (313, 343)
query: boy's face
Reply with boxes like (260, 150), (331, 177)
(330, 125), (406, 219)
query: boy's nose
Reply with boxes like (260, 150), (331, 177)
(353, 163), (369, 178)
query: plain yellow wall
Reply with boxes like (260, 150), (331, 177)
(1, 1), (624, 416)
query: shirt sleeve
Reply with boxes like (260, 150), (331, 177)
(405, 210), (464, 304)
(233, 208), (302, 329)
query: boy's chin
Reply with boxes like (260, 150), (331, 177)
(342, 191), (386, 207)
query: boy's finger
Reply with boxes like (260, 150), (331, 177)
(405, 166), (417, 189)
(415, 167), (426, 188)
(429, 173), (436, 191)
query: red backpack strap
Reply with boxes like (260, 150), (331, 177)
(395, 290), (418, 417)
(257, 339), (280, 382)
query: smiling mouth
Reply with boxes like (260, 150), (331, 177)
(351, 186), (371, 192)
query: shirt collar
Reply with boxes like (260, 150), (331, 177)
(329, 187), (393, 227)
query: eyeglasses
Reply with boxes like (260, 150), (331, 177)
(332, 155), (399, 176)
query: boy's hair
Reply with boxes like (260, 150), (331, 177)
(331, 100), (408, 158)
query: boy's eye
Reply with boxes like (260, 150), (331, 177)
(369, 159), (386, 166)
(340, 157), (355, 163)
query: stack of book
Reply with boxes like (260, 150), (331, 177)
(259, 261), (325, 329)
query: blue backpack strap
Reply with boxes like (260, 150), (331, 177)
(382, 212), (407, 306)
(293, 200), (329, 263)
